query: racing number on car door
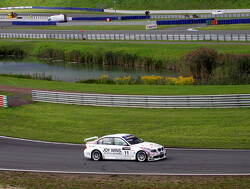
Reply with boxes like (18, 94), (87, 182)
(122, 147), (131, 158)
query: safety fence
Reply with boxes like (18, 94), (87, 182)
(32, 90), (250, 108)
(157, 18), (214, 25)
(0, 16), (49, 20)
(12, 21), (58, 25)
(1, 33), (250, 41)
(120, 15), (150, 20)
(72, 16), (118, 21)
(72, 16), (150, 21)
(0, 95), (8, 108)
(0, 6), (32, 10)
(218, 18), (250, 25)
(151, 13), (250, 19)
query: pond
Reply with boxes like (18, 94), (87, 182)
(0, 57), (179, 82)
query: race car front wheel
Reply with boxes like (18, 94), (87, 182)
(136, 151), (147, 162)
(91, 150), (102, 161)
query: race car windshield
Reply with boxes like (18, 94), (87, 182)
(123, 135), (144, 145)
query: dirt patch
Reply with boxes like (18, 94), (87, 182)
(0, 86), (32, 94)
(7, 94), (33, 107)
(0, 86), (33, 107)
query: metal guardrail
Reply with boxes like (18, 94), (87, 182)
(0, 16), (49, 20)
(32, 90), (250, 108)
(1, 33), (250, 41)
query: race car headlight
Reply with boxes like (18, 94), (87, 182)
(150, 149), (157, 153)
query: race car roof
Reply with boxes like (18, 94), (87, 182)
(102, 133), (131, 138)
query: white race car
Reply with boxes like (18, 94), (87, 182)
(212, 10), (224, 15)
(84, 134), (166, 162)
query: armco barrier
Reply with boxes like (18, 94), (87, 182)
(72, 16), (118, 21)
(32, 6), (103, 12)
(156, 18), (214, 25)
(120, 15), (150, 20)
(1, 33), (250, 41)
(0, 95), (8, 108)
(32, 90), (250, 108)
(12, 21), (58, 25)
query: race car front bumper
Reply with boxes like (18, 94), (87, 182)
(148, 149), (167, 161)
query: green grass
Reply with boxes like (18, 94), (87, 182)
(0, 100), (249, 149)
(0, 171), (249, 189)
(1, 77), (250, 95)
(0, 9), (108, 14)
(0, 91), (15, 96)
(5, 25), (179, 31)
(200, 24), (250, 30)
(1, 41), (250, 61)
(0, 0), (249, 10)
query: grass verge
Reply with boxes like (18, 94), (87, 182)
(0, 100), (249, 149)
(1, 77), (250, 95)
(1, 0), (249, 10)
(0, 91), (15, 96)
(0, 171), (249, 189)
(0, 9), (108, 14)
(0, 41), (250, 62)
(200, 24), (250, 30)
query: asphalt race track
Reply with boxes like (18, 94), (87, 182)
(0, 27), (249, 36)
(0, 136), (249, 175)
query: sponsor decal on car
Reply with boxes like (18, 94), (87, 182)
(122, 134), (135, 140)
(103, 148), (122, 155)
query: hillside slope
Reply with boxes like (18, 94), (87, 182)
(0, 0), (250, 10)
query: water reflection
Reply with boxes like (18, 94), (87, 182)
(0, 57), (179, 82)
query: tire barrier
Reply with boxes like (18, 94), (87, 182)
(157, 18), (214, 25)
(72, 16), (118, 21)
(207, 18), (250, 25)
(32, 6), (103, 12)
(12, 21), (58, 25)
(1, 33), (250, 41)
(150, 13), (250, 19)
(32, 90), (250, 109)
(120, 15), (150, 20)
(218, 18), (250, 25)
(0, 95), (8, 108)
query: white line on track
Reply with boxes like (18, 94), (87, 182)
(0, 135), (82, 146)
(1, 135), (249, 152)
(0, 168), (249, 176)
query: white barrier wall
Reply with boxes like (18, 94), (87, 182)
(32, 90), (250, 108)
(104, 9), (250, 14)
(0, 33), (250, 41)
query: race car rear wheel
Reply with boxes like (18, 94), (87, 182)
(136, 151), (147, 162)
(91, 150), (102, 161)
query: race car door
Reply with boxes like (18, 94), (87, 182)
(98, 137), (114, 159)
(113, 138), (132, 160)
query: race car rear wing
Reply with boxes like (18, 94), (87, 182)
(84, 136), (98, 142)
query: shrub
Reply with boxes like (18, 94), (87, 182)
(181, 48), (218, 79)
